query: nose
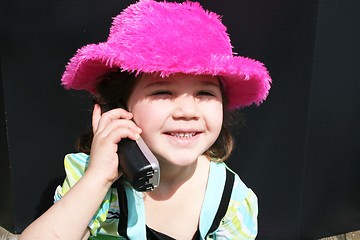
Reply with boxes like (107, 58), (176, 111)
(172, 95), (200, 120)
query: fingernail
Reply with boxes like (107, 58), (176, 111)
(134, 133), (140, 140)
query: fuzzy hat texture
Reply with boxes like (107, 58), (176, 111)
(61, 0), (271, 110)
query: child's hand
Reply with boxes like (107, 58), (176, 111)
(86, 104), (142, 184)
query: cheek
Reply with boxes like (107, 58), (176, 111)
(131, 102), (165, 130)
(210, 114), (223, 138)
(204, 102), (223, 130)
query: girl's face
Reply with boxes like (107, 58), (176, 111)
(127, 73), (223, 167)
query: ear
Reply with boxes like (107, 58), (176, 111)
(92, 104), (101, 134)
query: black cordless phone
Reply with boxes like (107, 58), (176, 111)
(118, 137), (160, 191)
(101, 104), (160, 192)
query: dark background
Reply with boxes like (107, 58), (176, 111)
(1, 0), (359, 239)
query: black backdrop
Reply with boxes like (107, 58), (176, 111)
(1, 0), (359, 239)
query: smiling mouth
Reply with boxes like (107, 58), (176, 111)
(167, 132), (197, 138)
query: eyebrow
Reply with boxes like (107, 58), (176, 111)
(144, 79), (220, 88)
(144, 81), (171, 88)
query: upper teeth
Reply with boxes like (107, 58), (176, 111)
(170, 132), (196, 138)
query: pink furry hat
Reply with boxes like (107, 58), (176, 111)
(61, 0), (271, 110)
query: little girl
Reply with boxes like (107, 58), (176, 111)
(20, 1), (271, 239)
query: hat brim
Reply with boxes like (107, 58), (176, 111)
(61, 42), (271, 110)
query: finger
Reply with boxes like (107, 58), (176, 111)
(95, 119), (142, 142)
(96, 108), (133, 134)
(102, 108), (133, 119)
(106, 127), (141, 144)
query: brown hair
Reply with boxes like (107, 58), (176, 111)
(76, 70), (239, 162)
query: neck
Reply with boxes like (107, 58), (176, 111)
(147, 155), (209, 201)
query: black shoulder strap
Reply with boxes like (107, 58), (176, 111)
(116, 170), (235, 239)
(206, 169), (235, 235)
(116, 182), (130, 239)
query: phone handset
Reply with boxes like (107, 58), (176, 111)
(100, 103), (160, 192)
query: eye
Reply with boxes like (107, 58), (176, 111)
(151, 90), (172, 96)
(197, 90), (215, 96)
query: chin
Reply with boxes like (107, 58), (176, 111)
(156, 154), (202, 167)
